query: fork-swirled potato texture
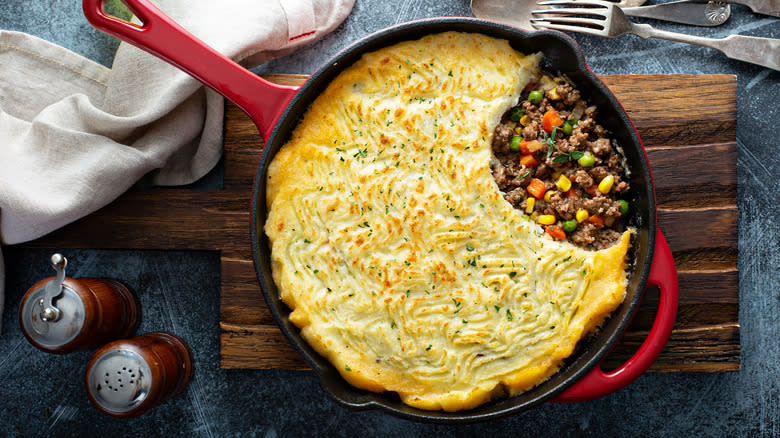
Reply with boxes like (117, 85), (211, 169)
(265, 31), (632, 411)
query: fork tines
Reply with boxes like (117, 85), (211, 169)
(531, 0), (610, 34)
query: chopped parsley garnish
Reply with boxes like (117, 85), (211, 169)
(518, 170), (531, 180)
(544, 125), (558, 159)
(553, 150), (585, 163)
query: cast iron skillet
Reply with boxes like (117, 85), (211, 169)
(83, 0), (679, 423)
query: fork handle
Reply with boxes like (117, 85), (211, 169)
(729, 0), (780, 17)
(622, 1), (728, 27)
(633, 24), (780, 71)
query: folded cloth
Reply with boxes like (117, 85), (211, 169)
(0, 0), (354, 328)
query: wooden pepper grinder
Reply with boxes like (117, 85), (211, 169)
(84, 332), (192, 418)
(18, 253), (139, 354)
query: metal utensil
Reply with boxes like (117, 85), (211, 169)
(531, 0), (780, 70)
(472, 0), (729, 30)
(725, 0), (780, 17)
(623, 0), (731, 26)
(616, 0), (649, 7)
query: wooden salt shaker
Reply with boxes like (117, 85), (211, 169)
(18, 254), (139, 354)
(84, 332), (192, 418)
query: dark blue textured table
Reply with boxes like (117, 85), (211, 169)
(1, 1), (779, 436)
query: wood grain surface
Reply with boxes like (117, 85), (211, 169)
(19, 74), (739, 372)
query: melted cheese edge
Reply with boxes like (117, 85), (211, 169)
(265, 32), (632, 411)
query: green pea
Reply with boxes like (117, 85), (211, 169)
(562, 220), (577, 233)
(618, 199), (629, 215)
(528, 90), (543, 105)
(509, 107), (524, 121)
(569, 117), (579, 125)
(578, 153), (595, 167)
(561, 122), (573, 136)
(510, 136), (524, 152)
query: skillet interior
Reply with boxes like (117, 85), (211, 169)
(250, 17), (656, 423)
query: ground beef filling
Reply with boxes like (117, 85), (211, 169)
(490, 81), (630, 250)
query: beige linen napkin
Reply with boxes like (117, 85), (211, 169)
(0, 0), (354, 328)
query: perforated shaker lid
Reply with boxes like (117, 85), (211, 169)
(86, 348), (153, 413)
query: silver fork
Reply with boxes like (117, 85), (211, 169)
(531, 0), (780, 71)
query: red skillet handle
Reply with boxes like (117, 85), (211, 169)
(83, 0), (299, 140)
(552, 228), (678, 403)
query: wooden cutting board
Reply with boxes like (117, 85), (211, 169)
(20, 74), (739, 372)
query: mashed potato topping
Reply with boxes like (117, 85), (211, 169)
(264, 32), (632, 411)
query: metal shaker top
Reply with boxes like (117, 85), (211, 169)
(19, 255), (85, 349)
(20, 283), (85, 348)
(86, 348), (153, 413)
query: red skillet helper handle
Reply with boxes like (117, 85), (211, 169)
(83, 0), (299, 140)
(552, 229), (678, 402)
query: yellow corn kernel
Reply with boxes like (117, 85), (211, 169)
(537, 214), (556, 225)
(549, 87), (561, 100)
(576, 209), (589, 223)
(519, 114), (531, 126)
(598, 175), (615, 194)
(552, 171), (561, 180)
(544, 190), (554, 203)
(530, 211), (539, 222)
(556, 174), (572, 192)
(515, 127), (524, 135)
(525, 197), (536, 214)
